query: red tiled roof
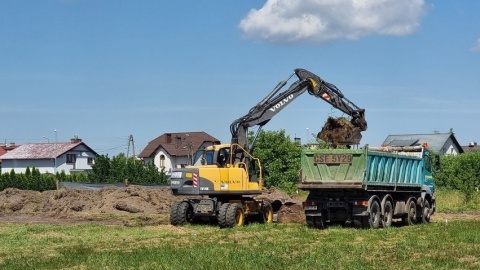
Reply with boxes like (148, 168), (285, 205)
(0, 144), (20, 162)
(1, 142), (98, 160)
(138, 132), (220, 158)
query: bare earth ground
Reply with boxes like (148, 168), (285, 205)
(0, 186), (478, 226)
(0, 186), (305, 226)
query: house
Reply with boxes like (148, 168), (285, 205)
(382, 131), (464, 155)
(0, 138), (98, 175)
(138, 132), (220, 174)
(0, 142), (20, 164)
(462, 141), (480, 153)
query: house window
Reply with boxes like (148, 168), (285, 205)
(159, 155), (165, 168)
(67, 154), (77, 164)
(87, 157), (94, 165)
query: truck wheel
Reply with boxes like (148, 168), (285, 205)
(382, 200), (393, 228)
(218, 203), (231, 228)
(419, 200), (431, 224)
(224, 203), (245, 228)
(259, 202), (273, 224)
(368, 200), (381, 229)
(353, 217), (368, 229)
(170, 201), (193, 226)
(403, 199), (417, 226)
(314, 215), (326, 229)
(306, 215), (326, 229)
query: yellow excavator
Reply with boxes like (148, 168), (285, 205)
(169, 68), (367, 228)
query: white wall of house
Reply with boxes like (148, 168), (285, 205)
(56, 146), (96, 174)
(1, 159), (55, 174)
(150, 148), (173, 174)
(442, 138), (460, 155)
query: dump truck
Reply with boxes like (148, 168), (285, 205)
(169, 68), (367, 228)
(299, 145), (436, 229)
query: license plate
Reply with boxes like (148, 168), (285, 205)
(314, 154), (353, 164)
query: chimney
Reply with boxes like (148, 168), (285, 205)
(71, 138), (82, 143)
(166, 133), (172, 143)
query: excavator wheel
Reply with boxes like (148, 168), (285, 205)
(170, 201), (193, 226)
(218, 203), (245, 228)
(218, 203), (231, 228)
(259, 201), (274, 224)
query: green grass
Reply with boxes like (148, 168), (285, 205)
(0, 189), (479, 269)
(435, 189), (480, 211)
(0, 221), (480, 269)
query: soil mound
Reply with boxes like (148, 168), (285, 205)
(0, 185), (305, 225)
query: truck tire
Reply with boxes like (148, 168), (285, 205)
(418, 200), (431, 224)
(368, 200), (381, 229)
(219, 203), (245, 228)
(259, 201), (273, 224)
(306, 215), (326, 229)
(170, 201), (193, 226)
(353, 216), (369, 229)
(382, 200), (393, 228)
(403, 199), (417, 226)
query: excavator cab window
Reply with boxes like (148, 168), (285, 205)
(198, 150), (214, 165)
(217, 148), (230, 167)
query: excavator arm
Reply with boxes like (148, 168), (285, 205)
(230, 68), (367, 152)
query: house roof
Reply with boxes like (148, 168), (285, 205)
(0, 141), (98, 160)
(138, 132), (220, 158)
(382, 132), (464, 154)
(462, 144), (480, 153)
(0, 144), (20, 162)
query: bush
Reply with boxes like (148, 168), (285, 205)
(434, 151), (480, 202)
(0, 167), (56, 191)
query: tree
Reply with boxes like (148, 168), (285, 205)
(250, 130), (302, 191)
(87, 153), (168, 184)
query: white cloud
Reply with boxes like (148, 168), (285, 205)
(239, 0), (426, 44)
(471, 38), (480, 52)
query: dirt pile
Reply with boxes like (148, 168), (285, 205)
(0, 185), (305, 225)
(317, 116), (361, 145)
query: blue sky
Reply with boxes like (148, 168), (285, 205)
(1, 0), (479, 156)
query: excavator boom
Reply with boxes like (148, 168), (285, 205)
(230, 68), (367, 150)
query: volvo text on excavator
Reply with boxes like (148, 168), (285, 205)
(169, 68), (367, 228)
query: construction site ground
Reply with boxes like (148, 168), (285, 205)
(0, 186), (478, 226)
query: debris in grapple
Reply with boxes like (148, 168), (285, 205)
(317, 116), (362, 146)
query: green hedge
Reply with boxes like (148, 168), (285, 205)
(0, 167), (56, 191)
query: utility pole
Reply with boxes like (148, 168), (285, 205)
(126, 135), (135, 159)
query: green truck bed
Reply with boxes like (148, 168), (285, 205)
(298, 146), (431, 190)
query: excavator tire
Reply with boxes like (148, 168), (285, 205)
(170, 201), (193, 226)
(218, 203), (231, 228)
(219, 203), (245, 228)
(227, 203), (245, 227)
(259, 201), (274, 224)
